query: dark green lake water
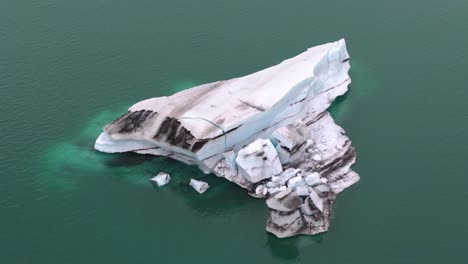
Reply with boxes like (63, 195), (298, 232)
(2, 0), (468, 263)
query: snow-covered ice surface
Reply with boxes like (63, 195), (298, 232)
(94, 39), (360, 238)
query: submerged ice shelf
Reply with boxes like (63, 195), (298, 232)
(95, 39), (360, 238)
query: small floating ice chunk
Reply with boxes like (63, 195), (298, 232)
(189, 179), (210, 194)
(150, 172), (171, 187)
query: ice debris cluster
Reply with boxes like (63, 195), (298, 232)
(94, 39), (360, 238)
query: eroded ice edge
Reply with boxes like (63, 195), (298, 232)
(94, 39), (360, 238)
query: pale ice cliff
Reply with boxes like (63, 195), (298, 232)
(94, 39), (359, 238)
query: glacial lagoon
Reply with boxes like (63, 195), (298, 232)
(1, 0), (468, 263)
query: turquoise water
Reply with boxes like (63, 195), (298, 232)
(1, 0), (468, 263)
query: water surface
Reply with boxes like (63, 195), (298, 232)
(1, 0), (468, 263)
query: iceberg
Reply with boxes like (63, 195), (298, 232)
(189, 179), (210, 194)
(150, 172), (171, 187)
(94, 39), (360, 238)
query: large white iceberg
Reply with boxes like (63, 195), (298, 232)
(94, 39), (360, 238)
